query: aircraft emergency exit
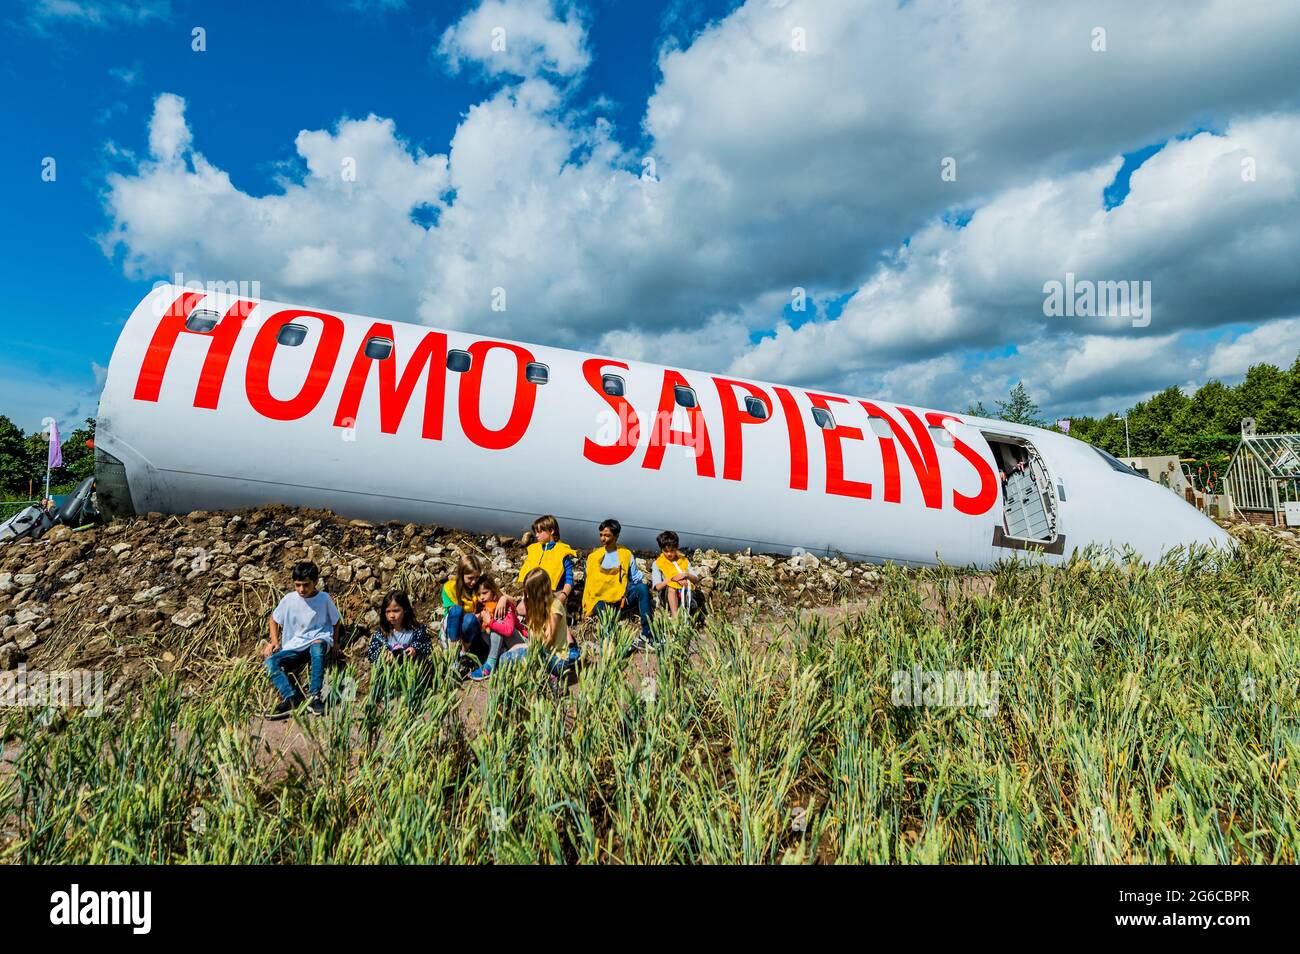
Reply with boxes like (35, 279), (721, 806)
(93, 285), (1232, 567)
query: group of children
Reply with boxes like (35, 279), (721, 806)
(261, 515), (699, 719)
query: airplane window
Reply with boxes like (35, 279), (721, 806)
(363, 337), (394, 360)
(447, 350), (472, 373)
(277, 324), (308, 347)
(525, 362), (549, 385)
(811, 407), (836, 430)
(602, 374), (625, 397)
(184, 309), (220, 333)
(868, 416), (892, 438)
(929, 424), (954, 447)
(1093, 446), (1146, 478)
(674, 386), (698, 409)
(744, 396), (768, 420)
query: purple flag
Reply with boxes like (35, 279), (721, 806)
(47, 419), (63, 470)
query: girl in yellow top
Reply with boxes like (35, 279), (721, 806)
(652, 530), (699, 617)
(521, 567), (579, 677)
(442, 553), (488, 653)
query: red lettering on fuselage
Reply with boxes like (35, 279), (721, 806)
(333, 323), (448, 439)
(861, 401), (943, 509)
(582, 358), (640, 466)
(642, 370), (716, 477)
(245, 309), (346, 421)
(458, 340), (537, 451)
(925, 412), (999, 516)
(805, 392), (872, 499)
(773, 386), (809, 491)
(712, 377), (772, 481)
(127, 293), (1004, 518)
(134, 292), (255, 409)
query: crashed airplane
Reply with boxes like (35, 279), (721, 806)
(86, 285), (1232, 567)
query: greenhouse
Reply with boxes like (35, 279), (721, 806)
(1224, 432), (1300, 525)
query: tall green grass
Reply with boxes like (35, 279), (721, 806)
(2, 539), (1296, 863)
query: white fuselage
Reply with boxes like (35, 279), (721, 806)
(94, 285), (1232, 566)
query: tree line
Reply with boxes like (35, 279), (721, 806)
(0, 417), (96, 499)
(969, 351), (1300, 478)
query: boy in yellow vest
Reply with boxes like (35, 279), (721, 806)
(652, 529), (699, 618)
(516, 514), (577, 605)
(582, 517), (655, 649)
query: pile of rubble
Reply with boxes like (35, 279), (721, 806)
(0, 507), (883, 677)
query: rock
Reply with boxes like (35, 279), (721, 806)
(333, 564), (354, 583)
(217, 564), (238, 579)
(133, 585), (168, 603)
(238, 564), (264, 582)
(407, 554), (425, 565)
(171, 607), (205, 629)
(14, 607), (45, 627)
(0, 642), (20, 670)
(59, 568), (81, 584)
(46, 526), (73, 543)
(790, 552), (821, 571)
(0, 573), (12, 594)
(350, 519), (375, 530)
(13, 573), (38, 587)
(10, 625), (39, 651)
(379, 556), (397, 571)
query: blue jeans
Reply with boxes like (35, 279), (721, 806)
(593, 582), (653, 639)
(265, 642), (328, 700)
(446, 604), (482, 643)
(446, 605), (488, 658)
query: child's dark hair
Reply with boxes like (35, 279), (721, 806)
(379, 591), (418, 634)
(598, 518), (622, 538)
(532, 514), (560, 537)
(656, 530), (680, 551)
(475, 574), (502, 603)
(292, 561), (320, 583)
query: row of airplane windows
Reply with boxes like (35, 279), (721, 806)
(183, 309), (796, 428)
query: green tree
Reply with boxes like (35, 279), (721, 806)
(995, 381), (1043, 426)
(0, 415), (29, 495)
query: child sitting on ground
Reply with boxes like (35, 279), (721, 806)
(652, 530), (700, 618)
(521, 567), (579, 679)
(442, 553), (486, 656)
(516, 514), (577, 605)
(367, 591), (433, 665)
(263, 561), (340, 719)
(468, 574), (527, 681)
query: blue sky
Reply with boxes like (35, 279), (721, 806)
(4, 0), (1299, 434)
(0, 0), (737, 430)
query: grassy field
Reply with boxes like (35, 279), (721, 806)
(1, 534), (1297, 864)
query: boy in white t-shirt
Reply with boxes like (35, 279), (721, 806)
(263, 561), (341, 719)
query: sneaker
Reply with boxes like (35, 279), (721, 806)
(468, 662), (494, 681)
(266, 694), (304, 720)
(308, 696), (326, 717)
(629, 636), (648, 654)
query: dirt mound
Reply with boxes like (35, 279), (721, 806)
(0, 506), (883, 694)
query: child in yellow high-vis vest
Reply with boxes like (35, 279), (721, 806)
(652, 530), (699, 618)
(583, 517), (655, 649)
(515, 514), (577, 603)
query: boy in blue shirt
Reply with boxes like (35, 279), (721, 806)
(263, 561), (340, 719)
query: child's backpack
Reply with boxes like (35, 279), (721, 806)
(0, 505), (54, 545)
